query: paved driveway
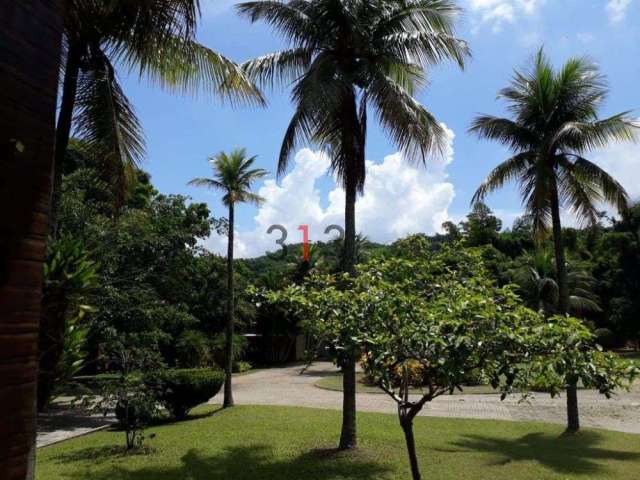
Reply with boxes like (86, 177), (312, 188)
(211, 362), (640, 434)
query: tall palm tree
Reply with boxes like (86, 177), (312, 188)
(237, 0), (468, 449)
(54, 0), (263, 228)
(470, 49), (638, 432)
(188, 149), (267, 407)
(1, 2), (64, 479)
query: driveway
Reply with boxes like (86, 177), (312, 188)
(211, 362), (640, 434)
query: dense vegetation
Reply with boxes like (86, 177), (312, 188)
(49, 140), (639, 404)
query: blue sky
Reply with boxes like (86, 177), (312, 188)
(119, 0), (640, 256)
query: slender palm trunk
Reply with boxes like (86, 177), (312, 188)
(338, 89), (362, 449)
(51, 42), (83, 236)
(223, 202), (235, 408)
(0, 2), (63, 478)
(550, 176), (579, 432)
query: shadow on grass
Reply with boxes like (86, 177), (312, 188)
(59, 444), (390, 480)
(54, 445), (155, 465)
(448, 431), (640, 475)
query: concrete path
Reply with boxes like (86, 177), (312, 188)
(37, 401), (116, 448)
(211, 362), (640, 434)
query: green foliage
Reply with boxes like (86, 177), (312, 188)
(39, 235), (99, 409)
(175, 330), (212, 368)
(150, 368), (224, 420)
(93, 372), (159, 450)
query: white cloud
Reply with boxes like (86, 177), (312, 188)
(591, 142), (640, 203)
(204, 126), (457, 258)
(606, 0), (633, 23)
(466, 0), (544, 32)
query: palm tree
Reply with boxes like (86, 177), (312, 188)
(188, 149), (267, 407)
(53, 0), (263, 229)
(470, 49), (638, 432)
(1, 2), (64, 479)
(513, 248), (601, 318)
(237, 0), (468, 449)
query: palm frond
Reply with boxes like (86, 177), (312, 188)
(73, 45), (145, 205)
(242, 48), (313, 89)
(472, 152), (534, 204)
(119, 36), (264, 104)
(368, 70), (446, 163)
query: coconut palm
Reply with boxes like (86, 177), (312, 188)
(470, 49), (638, 432)
(54, 0), (263, 228)
(188, 149), (267, 407)
(1, 2), (64, 478)
(237, 0), (468, 449)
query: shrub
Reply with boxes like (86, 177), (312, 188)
(92, 373), (158, 450)
(151, 368), (223, 419)
(233, 361), (252, 373)
(176, 330), (211, 368)
(595, 328), (617, 349)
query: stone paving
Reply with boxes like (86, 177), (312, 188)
(37, 401), (116, 448)
(211, 362), (640, 434)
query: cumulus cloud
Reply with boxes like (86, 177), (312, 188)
(466, 0), (543, 32)
(204, 126), (457, 258)
(591, 142), (640, 204)
(606, 0), (633, 23)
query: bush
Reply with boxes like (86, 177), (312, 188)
(176, 330), (211, 368)
(150, 368), (223, 419)
(233, 361), (252, 373)
(595, 328), (617, 349)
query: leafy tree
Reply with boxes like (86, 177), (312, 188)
(460, 202), (502, 246)
(470, 48), (638, 432)
(238, 0), (468, 448)
(188, 148), (267, 407)
(258, 238), (637, 480)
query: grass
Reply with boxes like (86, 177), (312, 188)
(37, 404), (640, 480)
(315, 372), (499, 395)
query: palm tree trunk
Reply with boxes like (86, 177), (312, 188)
(51, 41), (83, 236)
(0, 1), (64, 478)
(223, 202), (235, 408)
(550, 177), (580, 432)
(338, 170), (358, 450)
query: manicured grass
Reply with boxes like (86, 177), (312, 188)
(37, 405), (640, 479)
(315, 372), (499, 395)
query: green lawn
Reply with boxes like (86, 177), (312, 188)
(315, 372), (499, 395)
(37, 405), (640, 480)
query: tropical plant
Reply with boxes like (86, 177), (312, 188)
(38, 236), (99, 411)
(238, 0), (468, 449)
(512, 247), (601, 317)
(54, 0), (263, 225)
(188, 148), (267, 407)
(470, 48), (638, 432)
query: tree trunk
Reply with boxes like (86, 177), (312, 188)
(550, 176), (580, 432)
(401, 415), (422, 480)
(51, 42), (82, 237)
(339, 357), (357, 449)
(0, 1), (64, 479)
(223, 202), (235, 408)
